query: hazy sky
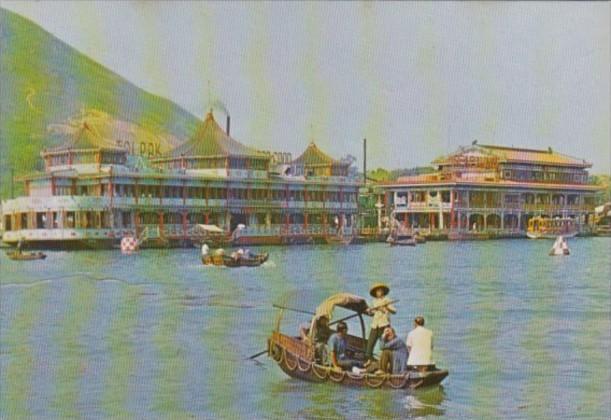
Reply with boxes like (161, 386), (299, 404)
(3, 1), (610, 172)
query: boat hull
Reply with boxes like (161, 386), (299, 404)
(268, 333), (448, 390)
(6, 251), (46, 261)
(204, 252), (269, 267)
(527, 231), (578, 239)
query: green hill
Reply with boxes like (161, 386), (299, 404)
(0, 8), (202, 198)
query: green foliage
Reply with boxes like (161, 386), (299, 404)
(0, 8), (201, 198)
(589, 174), (611, 202)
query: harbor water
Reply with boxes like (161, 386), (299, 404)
(1, 239), (610, 419)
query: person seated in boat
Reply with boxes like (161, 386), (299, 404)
(328, 321), (361, 370)
(364, 283), (396, 365)
(201, 243), (209, 257)
(299, 315), (333, 363)
(377, 326), (408, 375)
(406, 316), (433, 369)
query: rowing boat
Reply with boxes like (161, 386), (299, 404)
(6, 251), (47, 261)
(267, 293), (448, 389)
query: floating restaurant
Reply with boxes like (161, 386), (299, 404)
(381, 142), (601, 239)
(1, 111), (360, 248)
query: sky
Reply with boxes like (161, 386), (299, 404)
(2, 1), (610, 173)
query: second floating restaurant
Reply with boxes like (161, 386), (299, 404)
(379, 142), (601, 239)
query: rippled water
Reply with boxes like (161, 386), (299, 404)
(1, 239), (610, 419)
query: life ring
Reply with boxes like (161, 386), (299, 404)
(296, 356), (312, 373)
(311, 363), (329, 380)
(388, 374), (409, 389)
(283, 348), (298, 371)
(365, 374), (387, 388)
(328, 369), (346, 383)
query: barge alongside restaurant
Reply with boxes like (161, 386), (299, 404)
(1, 111), (360, 248)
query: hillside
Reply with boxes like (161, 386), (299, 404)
(0, 8), (202, 198)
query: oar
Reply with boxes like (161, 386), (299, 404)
(329, 299), (400, 326)
(248, 349), (269, 360)
(272, 304), (315, 316)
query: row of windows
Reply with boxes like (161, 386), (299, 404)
(159, 157), (268, 171)
(502, 170), (587, 184)
(52, 184), (358, 202)
(47, 152), (127, 166)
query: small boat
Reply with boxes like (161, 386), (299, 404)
(203, 250), (269, 267)
(325, 235), (353, 245)
(388, 234), (416, 246)
(268, 293), (448, 389)
(527, 216), (578, 239)
(223, 252), (269, 267)
(414, 233), (426, 244)
(6, 250), (47, 261)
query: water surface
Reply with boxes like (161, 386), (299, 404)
(1, 239), (609, 418)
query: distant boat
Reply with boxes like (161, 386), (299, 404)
(202, 250), (269, 267)
(325, 235), (353, 245)
(414, 232), (426, 244)
(388, 234), (416, 247)
(527, 216), (577, 239)
(6, 250), (46, 261)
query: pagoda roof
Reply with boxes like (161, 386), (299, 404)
(164, 111), (267, 159)
(292, 142), (346, 167)
(45, 121), (126, 154)
(433, 144), (591, 168)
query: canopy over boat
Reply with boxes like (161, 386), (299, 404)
(313, 293), (368, 321)
(195, 224), (225, 233)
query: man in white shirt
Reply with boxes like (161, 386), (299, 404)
(406, 316), (433, 367)
(201, 243), (209, 257)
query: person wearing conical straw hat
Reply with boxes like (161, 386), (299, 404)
(364, 282), (396, 364)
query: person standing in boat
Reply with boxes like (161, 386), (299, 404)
(364, 283), (396, 364)
(406, 316), (434, 368)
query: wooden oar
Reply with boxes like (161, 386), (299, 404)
(272, 304), (315, 316)
(329, 299), (400, 326)
(248, 349), (269, 360)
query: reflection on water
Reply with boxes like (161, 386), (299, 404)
(1, 239), (610, 418)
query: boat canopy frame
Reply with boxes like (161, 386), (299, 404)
(274, 292), (369, 341)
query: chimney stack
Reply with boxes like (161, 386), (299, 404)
(226, 115), (231, 136)
(363, 138), (367, 185)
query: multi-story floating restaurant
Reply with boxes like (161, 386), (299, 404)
(1, 111), (360, 248)
(382, 142), (600, 239)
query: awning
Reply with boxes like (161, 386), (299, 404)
(195, 224), (224, 233)
(314, 292), (368, 321)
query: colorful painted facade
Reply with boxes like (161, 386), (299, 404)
(382, 143), (600, 239)
(1, 111), (360, 248)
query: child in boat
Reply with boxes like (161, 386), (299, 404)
(365, 283), (396, 365)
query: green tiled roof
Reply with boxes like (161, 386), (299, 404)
(167, 112), (266, 159)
